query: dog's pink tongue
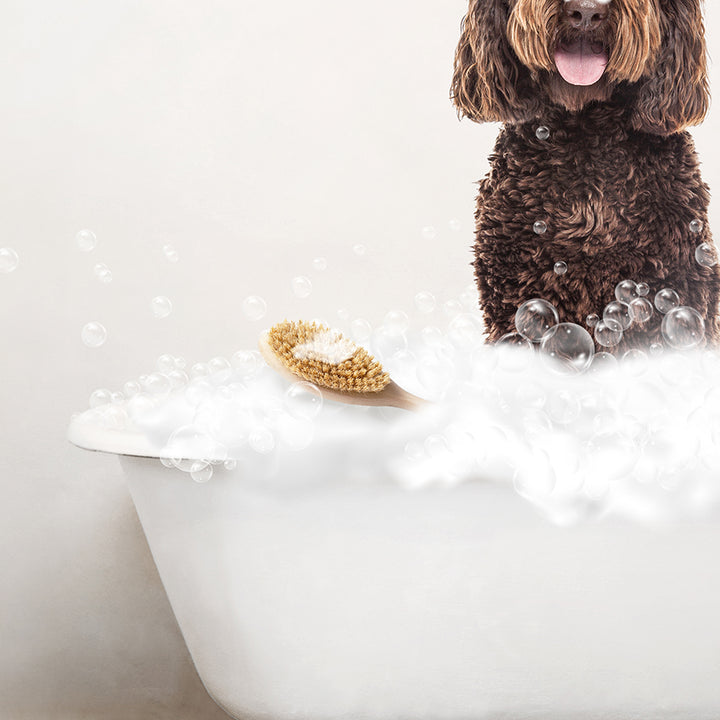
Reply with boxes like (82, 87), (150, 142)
(555, 38), (608, 86)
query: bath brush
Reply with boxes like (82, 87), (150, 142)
(259, 320), (427, 411)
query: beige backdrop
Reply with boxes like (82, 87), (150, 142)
(1, 1), (719, 717)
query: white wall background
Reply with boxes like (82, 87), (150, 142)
(1, 1), (719, 717)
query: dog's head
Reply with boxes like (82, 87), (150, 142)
(451, 0), (708, 134)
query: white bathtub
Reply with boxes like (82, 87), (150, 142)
(70, 415), (720, 720)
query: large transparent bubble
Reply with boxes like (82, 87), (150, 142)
(614, 279), (639, 304)
(514, 298), (559, 342)
(654, 288), (680, 314)
(540, 323), (594, 373)
(594, 318), (623, 347)
(661, 306), (705, 349)
(603, 301), (633, 330)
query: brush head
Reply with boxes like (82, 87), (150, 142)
(264, 320), (391, 393)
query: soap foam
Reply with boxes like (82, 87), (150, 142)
(75, 311), (720, 526)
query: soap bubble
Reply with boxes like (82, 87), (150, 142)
(585, 313), (599, 328)
(0, 248), (19, 273)
(636, 282), (649, 296)
(371, 326), (407, 360)
(689, 219), (704, 234)
(416, 354), (454, 396)
(695, 243), (717, 268)
(533, 220), (548, 235)
(661, 306), (705, 349)
(649, 342), (664, 356)
(414, 291), (436, 314)
(553, 261), (568, 275)
(535, 125), (550, 140)
(93, 263), (112, 284)
(654, 288), (680, 314)
(448, 219), (462, 232)
(589, 351), (618, 373)
(622, 348), (649, 374)
(89, 388), (112, 408)
(515, 298), (559, 342)
(615, 279), (638, 303)
(242, 295), (267, 321)
(224, 459), (237, 471)
(162, 243), (179, 263)
(291, 275), (312, 298)
(313, 257), (327, 271)
(81, 321), (107, 348)
(151, 295), (173, 318)
(383, 310), (409, 333)
(123, 380), (141, 397)
(594, 318), (623, 347)
(351, 318), (372, 342)
(498, 332), (533, 348)
(143, 373), (171, 395)
(231, 350), (264, 377)
(249, 426), (275, 454)
(208, 356), (231, 373)
(603, 301), (633, 330)
(421, 226), (437, 241)
(190, 362), (211, 378)
(156, 354), (175, 372)
(353, 244), (367, 256)
(421, 325), (444, 347)
(448, 313), (484, 350)
(629, 297), (653, 324)
(190, 461), (213, 483)
(167, 369), (189, 389)
(185, 378), (213, 405)
(76, 229), (97, 252)
(540, 323), (594, 373)
(285, 382), (323, 420)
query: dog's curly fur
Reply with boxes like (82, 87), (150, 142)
(452, 0), (720, 351)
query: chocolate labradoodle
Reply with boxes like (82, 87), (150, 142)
(451, 0), (720, 351)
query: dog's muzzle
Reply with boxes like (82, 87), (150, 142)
(556, 0), (610, 86)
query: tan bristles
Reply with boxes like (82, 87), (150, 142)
(266, 320), (391, 393)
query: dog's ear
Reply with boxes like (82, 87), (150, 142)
(629, 0), (709, 135)
(451, 0), (539, 123)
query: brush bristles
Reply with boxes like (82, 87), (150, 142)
(266, 320), (391, 393)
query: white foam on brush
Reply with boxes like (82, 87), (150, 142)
(292, 329), (358, 364)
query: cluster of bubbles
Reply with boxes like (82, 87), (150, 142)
(575, 279), (704, 353)
(82, 349), (330, 483)
(73, 273), (720, 525)
(689, 219), (719, 269)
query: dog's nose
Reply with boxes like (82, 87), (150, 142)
(563, 0), (609, 31)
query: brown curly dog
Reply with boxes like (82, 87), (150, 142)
(452, 0), (720, 352)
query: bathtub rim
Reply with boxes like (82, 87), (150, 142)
(68, 413), (172, 459)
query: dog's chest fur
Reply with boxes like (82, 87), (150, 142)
(474, 104), (719, 348)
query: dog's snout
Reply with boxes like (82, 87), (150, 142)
(562, 0), (609, 31)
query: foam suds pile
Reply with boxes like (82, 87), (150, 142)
(72, 305), (720, 525)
